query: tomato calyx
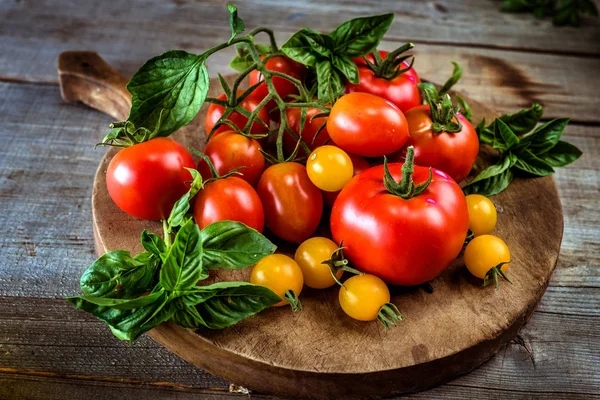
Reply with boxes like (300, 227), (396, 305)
(483, 261), (513, 290)
(362, 43), (415, 81)
(284, 290), (303, 312)
(419, 85), (464, 134)
(190, 148), (244, 183)
(322, 243), (362, 287)
(384, 146), (433, 199)
(377, 303), (403, 331)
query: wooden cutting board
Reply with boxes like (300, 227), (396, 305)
(58, 51), (563, 399)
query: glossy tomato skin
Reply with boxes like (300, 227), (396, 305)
(327, 92), (409, 157)
(323, 153), (370, 207)
(106, 138), (195, 220)
(397, 105), (479, 183)
(284, 107), (330, 154)
(250, 254), (304, 307)
(205, 91), (270, 138)
(256, 162), (323, 243)
(197, 131), (265, 186)
(347, 57), (421, 113)
(193, 177), (264, 232)
(330, 164), (469, 286)
(249, 56), (305, 109)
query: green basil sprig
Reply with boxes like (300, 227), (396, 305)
(281, 13), (394, 103)
(67, 170), (279, 342)
(501, 0), (598, 27)
(464, 104), (582, 196)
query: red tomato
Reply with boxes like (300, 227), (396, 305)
(323, 153), (370, 207)
(256, 162), (323, 243)
(106, 138), (195, 220)
(249, 56), (306, 110)
(284, 107), (330, 154)
(397, 105), (479, 183)
(197, 131), (265, 186)
(330, 160), (469, 286)
(327, 92), (409, 157)
(205, 91), (270, 138)
(193, 176), (264, 232)
(346, 54), (421, 113)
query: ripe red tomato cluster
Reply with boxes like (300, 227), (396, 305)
(104, 49), (487, 326)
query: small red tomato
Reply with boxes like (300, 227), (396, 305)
(205, 91), (270, 138)
(283, 107), (330, 155)
(249, 56), (306, 110)
(106, 138), (195, 220)
(323, 153), (370, 207)
(327, 92), (409, 157)
(193, 176), (264, 232)
(197, 131), (265, 186)
(397, 104), (479, 183)
(256, 162), (323, 243)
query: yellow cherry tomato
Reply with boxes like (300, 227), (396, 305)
(464, 234), (510, 280)
(250, 254), (304, 307)
(306, 145), (354, 192)
(465, 194), (497, 236)
(339, 274), (390, 321)
(294, 237), (343, 289)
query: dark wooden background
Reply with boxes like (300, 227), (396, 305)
(1, 1), (599, 399)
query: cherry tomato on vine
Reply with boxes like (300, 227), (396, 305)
(294, 237), (343, 289)
(283, 107), (330, 155)
(323, 153), (370, 208)
(396, 104), (478, 183)
(197, 131), (265, 186)
(464, 234), (511, 288)
(347, 50), (421, 113)
(249, 56), (306, 110)
(327, 92), (409, 157)
(306, 145), (354, 192)
(106, 138), (195, 220)
(331, 147), (469, 286)
(205, 91), (270, 138)
(465, 194), (497, 236)
(250, 254), (304, 308)
(257, 162), (323, 243)
(193, 176), (264, 232)
(339, 274), (402, 329)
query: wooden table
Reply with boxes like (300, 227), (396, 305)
(1, 1), (598, 399)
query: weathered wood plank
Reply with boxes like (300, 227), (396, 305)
(1, 1), (599, 121)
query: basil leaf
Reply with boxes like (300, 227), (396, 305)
(539, 140), (582, 167)
(332, 55), (359, 84)
(69, 289), (164, 310)
(499, 103), (543, 136)
(173, 282), (280, 329)
(328, 13), (394, 57)
(281, 28), (328, 67)
(493, 119), (520, 152)
(316, 59), (345, 103)
(463, 153), (517, 196)
(229, 43), (270, 72)
(126, 50), (209, 138)
(439, 62), (462, 96)
(141, 230), (166, 256)
(80, 250), (157, 299)
(521, 118), (569, 154)
(200, 220), (276, 270)
(514, 149), (555, 176)
(160, 219), (206, 291)
(456, 93), (472, 121)
(167, 168), (203, 229)
(227, 4), (245, 43)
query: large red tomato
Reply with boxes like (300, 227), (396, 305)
(327, 92), (409, 157)
(330, 149), (469, 286)
(249, 56), (306, 110)
(106, 138), (195, 220)
(397, 104), (479, 183)
(197, 131), (265, 186)
(283, 107), (330, 155)
(205, 91), (270, 138)
(347, 51), (421, 113)
(323, 153), (370, 207)
(193, 176), (264, 232)
(256, 162), (323, 243)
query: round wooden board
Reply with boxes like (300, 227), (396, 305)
(61, 52), (563, 399)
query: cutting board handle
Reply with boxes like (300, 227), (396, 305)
(58, 51), (132, 121)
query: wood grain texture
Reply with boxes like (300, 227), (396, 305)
(1, 0), (600, 122)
